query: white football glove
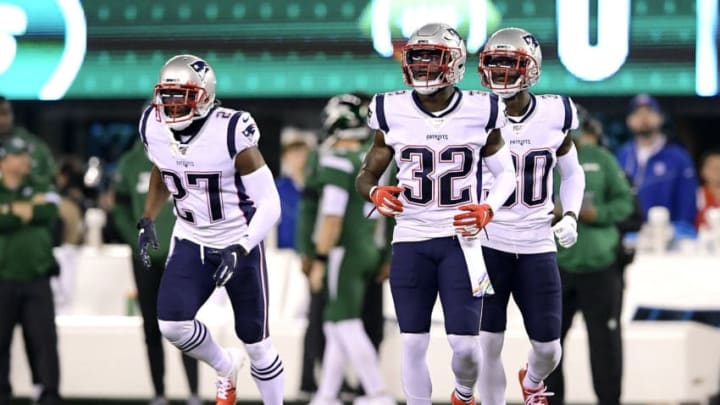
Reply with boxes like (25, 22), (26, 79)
(552, 215), (578, 248)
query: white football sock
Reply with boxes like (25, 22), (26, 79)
(447, 334), (479, 398)
(158, 319), (232, 374)
(401, 333), (432, 405)
(525, 339), (561, 389)
(477, 331), (506, 405)
(246, 337), (285, 405)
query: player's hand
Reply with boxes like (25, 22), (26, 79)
(11, 202), (33, 223)
(552, 214), (578, 248)
(213, 244), (248, 288)
(375, 262), (390, 283)
(309, 261), (325, 293)
(136, 217), (159, 269)
(369, 185), (404, 217)
(300, 255), (313, 276)
(453, 203), (493, 237)
(578, 206), (597, 224)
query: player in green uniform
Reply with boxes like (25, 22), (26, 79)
(306, 94), (395, 405)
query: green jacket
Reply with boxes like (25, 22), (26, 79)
(6, 127), (56, 183)
(111, 141), (175, 266)
(555, 144), (634, 272)
(0, 175), (59, 281)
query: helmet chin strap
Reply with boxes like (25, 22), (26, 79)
(166, 119), (193, 131)
(493, 89), (520, 99)
(415, 86), (443, 96)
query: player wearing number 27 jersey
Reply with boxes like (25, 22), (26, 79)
(356, 23), (516, 405)
(137, 54), (285, 405)
(475, 28), (586, 405)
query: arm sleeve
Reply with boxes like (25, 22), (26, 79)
(31, 202), (59, 226)
(593, 152), (635, 226)
(482, 144), (516, 212)
(556, 144), (585, 217)
(30, 182), (60, 226)
(238, 165), (281, 252)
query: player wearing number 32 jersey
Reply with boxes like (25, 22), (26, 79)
(137, 54), (284, 405)
(356, 23), (516, 405)
(476, 28), (586, 405)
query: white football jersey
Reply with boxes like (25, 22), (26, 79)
(368, 88), (506, 242)
(140, 106), (261, 249)
(480, 94), (578, 254)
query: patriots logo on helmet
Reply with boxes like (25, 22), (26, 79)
(189, 60), (209, 80)
(522, 34), (539, 51)
(444, 27), (461, 42)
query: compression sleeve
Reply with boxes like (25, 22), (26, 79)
(483, 144), (516, 212)
(556, 144), (585, 217)
(238, 165), (282, 252)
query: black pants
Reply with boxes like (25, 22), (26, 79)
(546, 265), (623, 405)
(133, 259), (198, 397)
(300, 278), (385, 392)
(0, 277), (61, 405)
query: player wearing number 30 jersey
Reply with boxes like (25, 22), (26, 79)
(355, 23), (516, 405)
(476, 28), (586, 405)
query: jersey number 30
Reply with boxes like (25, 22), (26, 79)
(503, 149), (554, 207)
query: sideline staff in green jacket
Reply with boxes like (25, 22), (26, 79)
(111, 139), (200, 405)
(547, 106), (634, 405)
(0, 137), (61, 404)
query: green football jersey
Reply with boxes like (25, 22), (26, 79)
(315, 146), (378, 256)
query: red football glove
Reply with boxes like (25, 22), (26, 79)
(370, 185), (404, 217)
(453, 203), (494, 237)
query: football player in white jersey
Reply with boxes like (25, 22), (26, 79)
(355, 23), (516, 405)
(136, 55), (284, 405)
(476, 28), (585, 405)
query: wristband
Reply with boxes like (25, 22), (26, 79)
(368, 185), (378, 200)
(315, 254), (329, 263)
(563, 211), (578, 221)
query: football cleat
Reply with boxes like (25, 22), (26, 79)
(216, 348), (244, 405)
(518, 366), (554, 405)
